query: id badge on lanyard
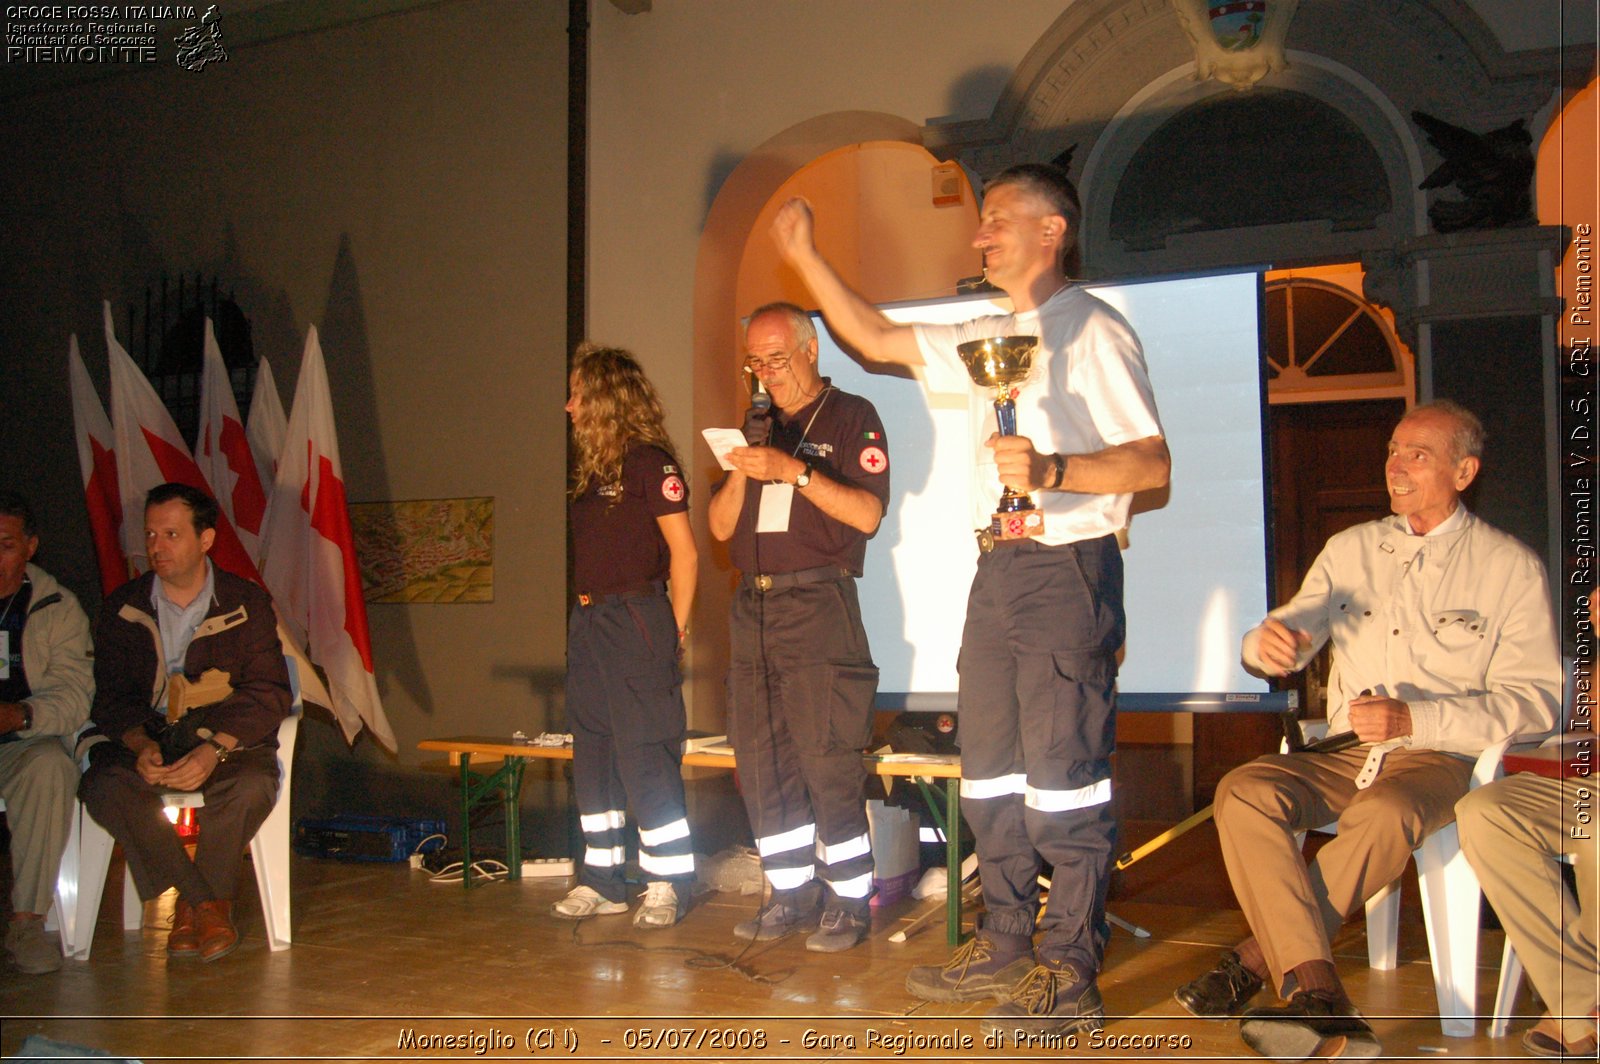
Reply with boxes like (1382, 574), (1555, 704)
(757, 483), (794, 533)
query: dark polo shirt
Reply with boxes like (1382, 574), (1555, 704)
(723, 380), (889, 576)
(571, 443), (689, 595)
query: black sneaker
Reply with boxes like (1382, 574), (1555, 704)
(732, 882), (822, 942)
(805, 906), (869, 953)
(1174, 950), (1266, 1017)
(980, 962), (1105, 1039)
(905, 930), (1036, 1002)
(1239, 989), (1380, 1060)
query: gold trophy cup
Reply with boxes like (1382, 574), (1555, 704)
(957, 335), (1045, 547)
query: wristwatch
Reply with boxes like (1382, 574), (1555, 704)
(205, 737), (232, 762)
(1046, 452), (1067, 490)
(794, 463), (813, 488)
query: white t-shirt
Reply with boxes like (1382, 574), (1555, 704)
(913, 284), (1164, 545)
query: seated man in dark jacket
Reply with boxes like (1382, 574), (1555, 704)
(81, 483), (289, 962)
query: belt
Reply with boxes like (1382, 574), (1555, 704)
(741, 565), (852, 593)
(576, 581), (665, 607)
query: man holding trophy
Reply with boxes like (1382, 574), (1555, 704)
(771, 163), (1168, 1035)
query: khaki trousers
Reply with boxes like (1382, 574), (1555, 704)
(1214, 746), (1472, 994)
(0, 736), (78, 916)
(1457, 772), (1597, 1042)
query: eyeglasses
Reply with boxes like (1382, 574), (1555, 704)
(743, 345), (801, 374)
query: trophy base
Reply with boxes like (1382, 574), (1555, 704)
(978, 509), (1044, 551)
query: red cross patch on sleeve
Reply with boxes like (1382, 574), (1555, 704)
(662, 475), (685, 502)
(859, 446), (887, 474)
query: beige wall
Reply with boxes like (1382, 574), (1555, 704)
(587, 0), (1067, 726)
(587, 0), (1065, 449)
(0, 0), (571, 760)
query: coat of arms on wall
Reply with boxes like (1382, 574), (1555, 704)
(1171, 0), (1300, 90)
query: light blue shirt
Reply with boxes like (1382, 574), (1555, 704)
(152, 560), (216, 676)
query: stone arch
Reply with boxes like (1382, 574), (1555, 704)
(923, 0), (1581, 277)
(1079, 53), (1428, 275)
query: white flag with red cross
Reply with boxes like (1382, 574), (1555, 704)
(194, 318), (269, 562)
(258, 325), (394, 750)
(104, 302), (262, 584)
(67, 334), (129, 595)
(246, 354), (288, 506)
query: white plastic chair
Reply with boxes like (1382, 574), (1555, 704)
(1292, 722), (1510, 1038)
(67, 659), (301, 958)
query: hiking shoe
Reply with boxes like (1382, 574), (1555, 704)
(981, 962), (1106, 1039)
(906, 929), (1035, 1002)
(5, 918), (62, 974)
(805, 906), (869, 953)
(1239, 989), (1380, 1060)
(633, 882), (681, 929)
(732, 882), (822, 941)
(1174, 950), (1266, 1017)
(552, 885), (628, 919)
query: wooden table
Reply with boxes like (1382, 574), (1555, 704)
(417, 736), (967, 944)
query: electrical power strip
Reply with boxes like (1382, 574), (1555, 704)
(521, 858), (575, 877)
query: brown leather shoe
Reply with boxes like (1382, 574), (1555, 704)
(167, 899), (200, 958)
(1240, 988), (1380, 1059)
(195, 900), (238, 963)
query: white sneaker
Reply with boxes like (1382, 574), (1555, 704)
(632, 882), (680, 928)
(552, 885), (628, 919)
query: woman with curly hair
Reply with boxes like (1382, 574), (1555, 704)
(553, 343), (698, 928)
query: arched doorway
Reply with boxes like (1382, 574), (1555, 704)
(689, 125), (979, 729)
(1194, 271), (1414, 800)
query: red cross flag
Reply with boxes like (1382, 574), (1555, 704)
(258, 326), (395, 750)
(246, 354), (288, 504)
(67, 335), (129, 595)
(105, 302), (262, 584)
(195, 319), (269, 562)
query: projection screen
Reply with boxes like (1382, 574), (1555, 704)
(812, 269), (1277, 710)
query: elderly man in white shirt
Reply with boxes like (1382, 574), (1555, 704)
(1173, 399), (1561, 1061)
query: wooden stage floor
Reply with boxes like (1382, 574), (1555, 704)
(0, 822), (1547, 1062)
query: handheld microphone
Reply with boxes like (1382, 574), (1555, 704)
(1306, 731), (1361, 754)
(744, 377), (773, 446)
(1308, 688), (1372, 753)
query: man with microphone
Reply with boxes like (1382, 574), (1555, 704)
(1174, 400), (1561, 1061)
(709, 301), (890, 953)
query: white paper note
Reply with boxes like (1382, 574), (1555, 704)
(701, 427), (749, 471)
